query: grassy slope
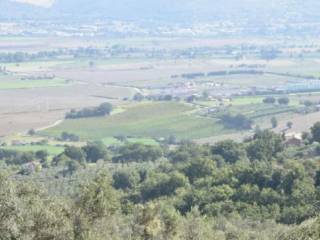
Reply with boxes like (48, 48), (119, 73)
(43, 102), (230, 140)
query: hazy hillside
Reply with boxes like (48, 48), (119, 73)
(3, 0), (320, 22)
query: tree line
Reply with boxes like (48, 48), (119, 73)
(65, 102), (113, 119)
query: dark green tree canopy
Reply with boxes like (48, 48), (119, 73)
(211, 140), (246, 164)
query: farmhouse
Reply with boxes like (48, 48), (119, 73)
(285, 133), (303, 147)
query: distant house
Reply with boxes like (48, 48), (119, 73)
(285, 138), (302, 147)
(285, 133), (303, 147)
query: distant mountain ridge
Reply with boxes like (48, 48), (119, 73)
(3, 0), (320, 23)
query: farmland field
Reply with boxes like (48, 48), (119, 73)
(2, 35), (320, 143)
(0, 145), (64, 155)
(239, 92), (320, 106)
(37, 92), (320, 143)
(0, 77), (69, 90)
(231, 96), (266, 105)
(42, 102), (232, 140)
(3, 60), (73, 72)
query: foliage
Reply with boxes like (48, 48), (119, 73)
(112, 143), (163, 163)
(0, 174), (74, 240)
(211, 140), (246, 164)
(82, 142), (109, 163)
(271, 117), (278, 128)
(246, 130), (284, 161)
(61, 132), (80, 141)
(220, 113), (253, 130)
(1, 127), (320, 239)
(66, 102), (112, 119)
(280, 218), (320, 240)
(278, 97), (290, 105)
(263, 96), (276, 104)
(311, 122), (320, 142)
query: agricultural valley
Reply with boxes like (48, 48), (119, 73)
(1, 1), (320, 239)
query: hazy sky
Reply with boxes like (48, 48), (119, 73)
(12, 0), (54, 7)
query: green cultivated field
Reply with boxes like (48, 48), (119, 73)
(231, 95), (301, 107)
(1, 145), (64, 155)
(214, 103), (298, 120)
(231, 96), (265, 106)
(43, 102), (231, 140)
